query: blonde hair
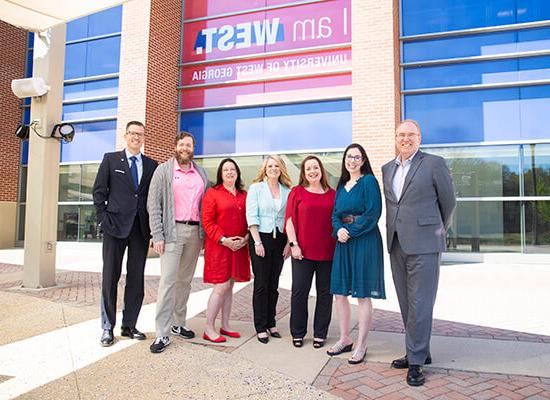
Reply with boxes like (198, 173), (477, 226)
(252, 155), (292, 188)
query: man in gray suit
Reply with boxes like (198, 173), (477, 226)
(382, 120), (456, 386)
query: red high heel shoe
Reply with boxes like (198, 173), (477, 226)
(220, 328), (241, 338)
(202, 332), (226, 343)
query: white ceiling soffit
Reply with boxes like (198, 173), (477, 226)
(0, 0), (130, 31)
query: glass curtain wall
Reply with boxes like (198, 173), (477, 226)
(401, 0), (550, 253)
(18, 7), (122, 242)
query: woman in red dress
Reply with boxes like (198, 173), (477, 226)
(201, 158), (250, 342)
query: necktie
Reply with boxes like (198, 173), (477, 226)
(130, 156), (139, 191)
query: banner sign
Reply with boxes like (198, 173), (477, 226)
(181, 47), (351, 86)
(184, 0), (293, 20)
(182, 0), (351, 63)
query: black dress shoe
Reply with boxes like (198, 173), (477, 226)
(407, 365), (425, 386)
(391, 354), (432, 369)
(100, 329), (114, 347)
(121, 326), (146, 340)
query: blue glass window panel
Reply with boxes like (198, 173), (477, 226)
(181, 108), (263, 155)
(86, 37), (120, 76)
(403, 28), (550, 63)
(88, 7), (122, 37)
(65, 42), (87, 79)
(65, 37), (120, 79)
(519, 85), (550, 140)
(26, 50), (33, 77)
(60, 121), (117, 162)
(62, 100), (118, 121)
(260, 101), (351, 153)
(23, 107), (30, 124)
(517, 0), (550, 23)
(402, 0), (517, 36)
(405, 88), (521, 143)
(21, 140), (29, 165)
(28, 32), (34, 49)
(66, 6), (122, 41)
(404, 56), (550, 90)
(180, 100), (352, 156)
(405, 86), (550, 143)
(66, 16), (88, 41)
(64, 78), (119, 101)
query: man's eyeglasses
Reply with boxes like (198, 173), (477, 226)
(126, 131), (144, 137)
(346, 155), (363, 162)
(396, 132), (418, 140)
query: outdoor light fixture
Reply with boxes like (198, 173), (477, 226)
(51, 123), (75, 143)
(15, 124), (30, 140)
(22, 119), (76, 143)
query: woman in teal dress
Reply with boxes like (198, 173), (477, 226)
(326, 143), (385, 364)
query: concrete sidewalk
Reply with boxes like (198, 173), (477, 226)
(1, 243), (550, 399)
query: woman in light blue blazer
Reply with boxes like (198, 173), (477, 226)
(246, 155), (292, 344)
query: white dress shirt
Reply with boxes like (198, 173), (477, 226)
(125, 149), (143, 184)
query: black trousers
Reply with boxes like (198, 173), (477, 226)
(249, 231), (287, 334)
(290, 257), (333, 339)
(101, 216), (149, 330)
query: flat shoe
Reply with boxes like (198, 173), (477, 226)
(292, 338), (303, 348)
(202, 332), (226, 343)
(220, 328), (241, 338)
(257, 333), (269, 344)
(326, 342), (353, 356)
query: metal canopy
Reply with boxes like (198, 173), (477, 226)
(0, 0), (130, 31)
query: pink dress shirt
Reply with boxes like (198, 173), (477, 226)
(173, 160), (204, 221)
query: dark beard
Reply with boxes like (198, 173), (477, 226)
(175, 151), (193, 165)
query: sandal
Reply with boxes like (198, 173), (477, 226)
(292, 338), (303, 348)
(313, 338), (325, 349)
(326, 341), (353, 356)
(348, 348), (367, 365)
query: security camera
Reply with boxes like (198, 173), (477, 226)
(11, 77), (49, 99)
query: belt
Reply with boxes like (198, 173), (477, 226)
(176, 220), (199, 225)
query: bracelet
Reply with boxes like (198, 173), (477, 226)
(254, 242), (263, 247)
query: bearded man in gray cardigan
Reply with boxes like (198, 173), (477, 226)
(147, 132), (209, 354)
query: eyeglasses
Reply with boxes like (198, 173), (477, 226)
(126, 131), (144, 137)
(346, 155), (363, 162)
(396, 132), (418, 140)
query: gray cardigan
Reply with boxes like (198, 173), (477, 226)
(147, 158), (209, 243)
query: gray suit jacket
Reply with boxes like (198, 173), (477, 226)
(382, 151), (456, 255)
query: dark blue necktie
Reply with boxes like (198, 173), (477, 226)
(130, 156), (139, 191)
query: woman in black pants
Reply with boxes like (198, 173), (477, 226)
(284, 155), (336, 348)
(246, 155), (292, 343)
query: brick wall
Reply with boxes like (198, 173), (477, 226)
(144, 0), (182, 163)
(116, 0), (152, 150)
(0, 21), (27, 202)
(351, 0), (400, 181)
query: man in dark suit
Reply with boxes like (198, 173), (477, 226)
(93, 121), (158, 346)
(382, 120), (456, 386)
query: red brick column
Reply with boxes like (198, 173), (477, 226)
(144, 0), (182, 163)
(0, 21), (27, 248)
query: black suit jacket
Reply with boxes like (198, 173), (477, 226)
(93, 150), (158, 239)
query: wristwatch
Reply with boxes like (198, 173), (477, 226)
(219, 236), (226, 244)
(289, 241), (297, 248)
(254, 241), (263, 247)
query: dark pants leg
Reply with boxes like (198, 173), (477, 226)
(101, 232), (127, 330)
(290, 258), (314, 339)
(250, 231), (286, 334)
(313, 260), (333, 339)
(121, 218), (149, 328)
